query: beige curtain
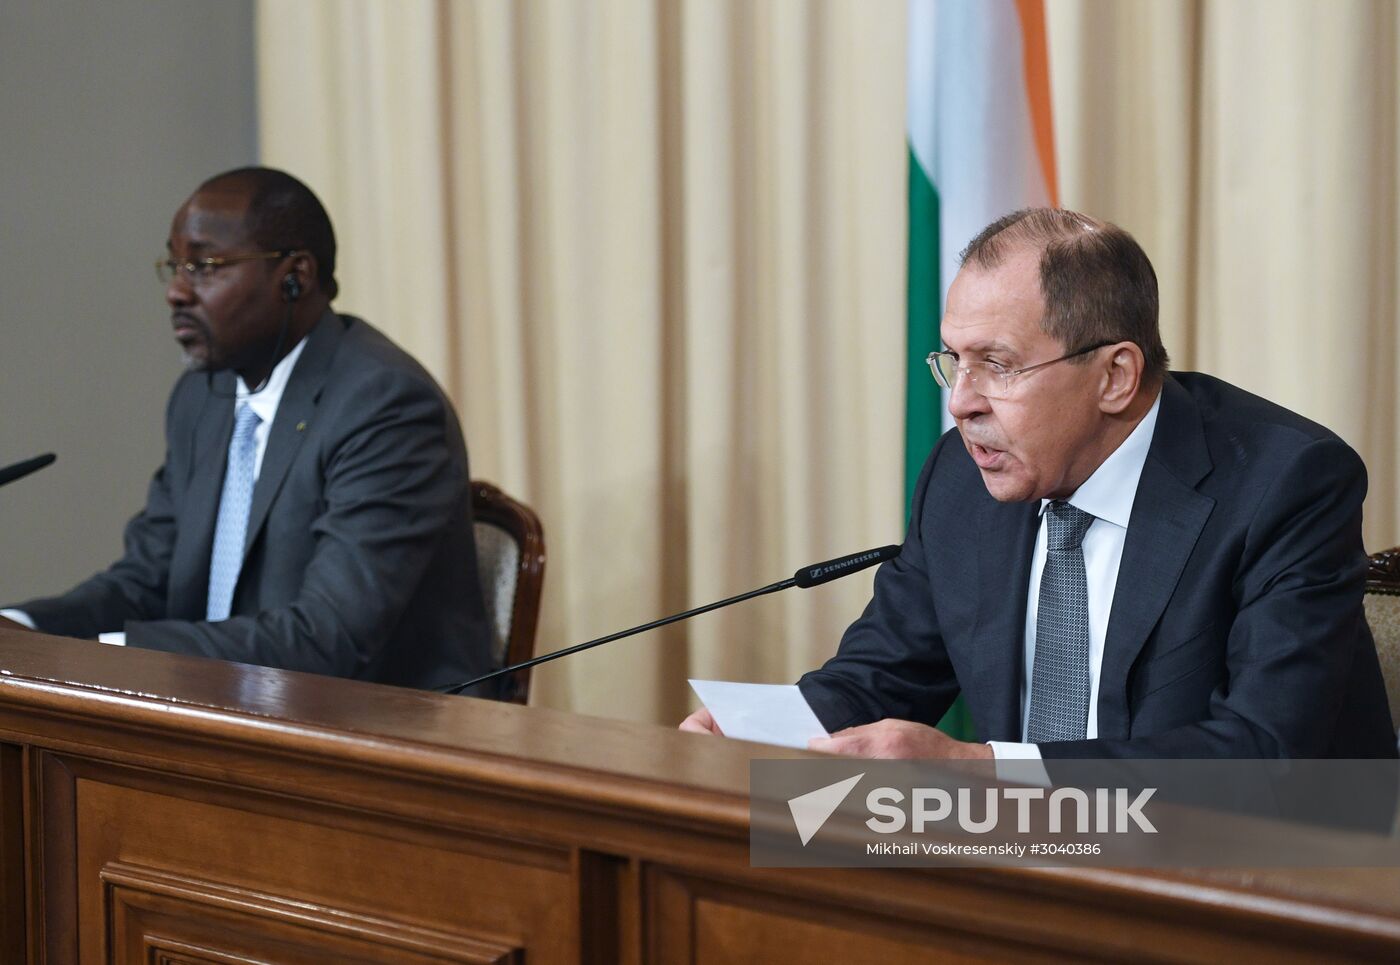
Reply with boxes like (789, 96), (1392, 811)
(258, 0), (1400, 723)
(257, 0), (908, 724)
(1047, 0), (1400, 550)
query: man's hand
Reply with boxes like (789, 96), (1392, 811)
(678, 707), (725, 736)
(809, 719), (992, 760)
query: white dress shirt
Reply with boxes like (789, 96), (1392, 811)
(4, 338), (308, 645)
(988, 391), (1161, 762)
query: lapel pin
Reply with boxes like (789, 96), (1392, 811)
(296, 421), (307, 432)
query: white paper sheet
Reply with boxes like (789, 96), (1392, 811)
(688, 679), (829, 749)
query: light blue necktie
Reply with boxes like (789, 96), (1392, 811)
(206, 403), (261, 621)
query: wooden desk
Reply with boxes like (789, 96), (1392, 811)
(0, 628), (1396, 963)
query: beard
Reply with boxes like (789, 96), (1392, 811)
(172, 312), (216, 371)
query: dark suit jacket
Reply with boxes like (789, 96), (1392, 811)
(16, 311), (494, 691)
(799, 373), (1396, 758)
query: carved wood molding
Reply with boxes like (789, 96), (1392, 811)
(0, 658), (754, 838)
(102, 862), (521, 964)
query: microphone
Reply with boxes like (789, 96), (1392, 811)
(794, 545), (900, 588)
(444, 543), (901, 697)
(0, 453), (56, 488)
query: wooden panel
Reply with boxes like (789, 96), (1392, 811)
(105, 862), (519, 963)
(0, 743), (24, 963)
(575, 850), (640, 965)
(643, 863), (1400, 965)
(647, 866), (1062, 965)
(38, 750), (78, 964)
(64, 770), (572, 964)
(693, 900), (1028, 965)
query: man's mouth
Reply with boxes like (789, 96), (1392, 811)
(172, 314), (203, 343)
(969, 441), (1006, 470)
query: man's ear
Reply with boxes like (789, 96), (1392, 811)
(284, 251), (318, 301)
(1099, 342), (1145, 415)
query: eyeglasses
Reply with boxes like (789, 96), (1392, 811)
(155, 249), (300, 285)
(925, 341), (1116, 399)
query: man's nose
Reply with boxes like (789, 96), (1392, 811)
(165, 271), (194, 307)
(946, 369), (989, 420)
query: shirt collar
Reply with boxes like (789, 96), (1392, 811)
(236, 336), (308, 425)
(1039, 390), (1162, 529)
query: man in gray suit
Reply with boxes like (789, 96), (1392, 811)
(6, 168), (494, 692)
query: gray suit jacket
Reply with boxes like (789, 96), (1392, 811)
(800, 373), (1396, 758)
(17, 311), (494, 691)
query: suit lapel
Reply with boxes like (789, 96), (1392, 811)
(169, 373), (236, 617)
(242, 312), (344, 565)
(1096, 377), (1215, 740)
(972, 498), (1040, 742)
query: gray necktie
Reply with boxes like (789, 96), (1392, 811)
(1026, 500), (1095, 742)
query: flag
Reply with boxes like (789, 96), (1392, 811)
(905, 0), (1058, 739)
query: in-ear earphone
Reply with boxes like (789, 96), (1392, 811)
(282, 273), (302, 302)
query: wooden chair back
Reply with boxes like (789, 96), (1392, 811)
(472, 480), (546, 704)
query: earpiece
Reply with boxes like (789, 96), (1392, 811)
(282, 273), (302, 302)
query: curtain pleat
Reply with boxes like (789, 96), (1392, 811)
(258, 0), (906, 723)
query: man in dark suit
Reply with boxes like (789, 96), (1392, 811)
(5, 168), (494, 692)
(684, 208), (1394, 759)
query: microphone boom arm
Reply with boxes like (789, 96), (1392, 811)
(444, 578), (794, 696)
(444, 543), (900, 697)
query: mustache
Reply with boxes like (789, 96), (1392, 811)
(960, 429), (1005, 451)
(171, 311), (208, 333)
